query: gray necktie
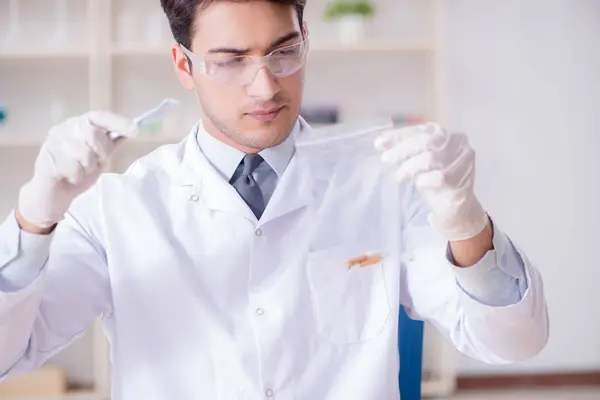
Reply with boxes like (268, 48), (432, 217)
(230, 154), (266, 219)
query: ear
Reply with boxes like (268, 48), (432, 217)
(302, 21), (309, 38)
(172, 45), (196, 91)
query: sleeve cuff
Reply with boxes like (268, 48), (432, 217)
(0, 210), (53, 292)
(449, 220), (528, 307)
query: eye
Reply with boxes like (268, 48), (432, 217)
(277, 49), (297, 56)
(274, 45), (300, 56)
(213, 57), (246, 67)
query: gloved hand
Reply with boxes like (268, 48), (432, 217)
(374, 122), (489, 241)
(18, 111), (137, 229)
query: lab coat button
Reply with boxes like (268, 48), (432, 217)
(265, 389), (274, 397)
(255, 228), (263, 237)
(189, 194), (199, 202)
(255, 308), (264, 316)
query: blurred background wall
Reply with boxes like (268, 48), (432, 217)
(445, 0), (600, 377)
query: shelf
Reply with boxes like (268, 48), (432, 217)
(109, 40), (434, 57)
(0, 47), (89, 59)
(0, 134), (44, 147)
(311, 40), (435, 53)
(0, 134), (188, 149)
(121, 134), (186, 145)
(422, 375), (457, 397)
(111, 44), (173, 57)
(10, 391), (106, 400)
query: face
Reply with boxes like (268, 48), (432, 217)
(173, 1), (306, 153)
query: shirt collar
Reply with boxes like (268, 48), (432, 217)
(195, 120), (298, 181)
(258, 123), (297, 177)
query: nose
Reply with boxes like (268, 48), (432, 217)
(246, 66), (280, 100)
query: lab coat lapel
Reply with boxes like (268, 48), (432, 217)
(176, 133), (256, 221)
(260, 150), (314, 224)
(260, 117), (315, 223)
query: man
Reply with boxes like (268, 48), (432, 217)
(0, 0), (548, 399)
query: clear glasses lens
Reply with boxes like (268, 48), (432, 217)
(184, 38), (309, 85)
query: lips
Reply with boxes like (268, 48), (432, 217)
(247, 106), (284, 122)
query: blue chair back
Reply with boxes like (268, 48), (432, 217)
(398, 305), (424, 399)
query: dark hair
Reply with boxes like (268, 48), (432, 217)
(160, 0), (307, 50)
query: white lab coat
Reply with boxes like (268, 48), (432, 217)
(0, 127), (548, 399)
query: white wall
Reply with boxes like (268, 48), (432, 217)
(444, 0), (600, 374)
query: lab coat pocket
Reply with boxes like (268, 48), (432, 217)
(306, 246), (391, 345)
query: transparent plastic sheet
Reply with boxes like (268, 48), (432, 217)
(295, 118), (403, 256)
(296, 118), (394, 167)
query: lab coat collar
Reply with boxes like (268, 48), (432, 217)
(259, 147), (314, 224)
(259, 117), (314, 224)
(195, 123), (246, 182)
(178, 128), (255, 221)
(176, 119), (314, 224)
(195, 120), (297, 180)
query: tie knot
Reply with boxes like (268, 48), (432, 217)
(240, 154), (264, 176)
(230, 153), (264, 185)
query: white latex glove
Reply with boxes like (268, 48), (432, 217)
(375, 122), (489, 241)
(18, 111), (137, 228)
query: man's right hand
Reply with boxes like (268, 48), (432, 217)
(17, 111), (137, 231)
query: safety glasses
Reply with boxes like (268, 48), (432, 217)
(180, 36), (310, 86)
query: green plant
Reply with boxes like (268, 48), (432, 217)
(323, 0), (375, 21)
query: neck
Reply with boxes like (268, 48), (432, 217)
(202, 118), (261, 154)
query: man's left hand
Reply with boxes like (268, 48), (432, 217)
(374, 122), (490, 242)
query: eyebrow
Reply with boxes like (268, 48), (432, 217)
(270, 31), (301, 49)
(206, 31), (301, 55)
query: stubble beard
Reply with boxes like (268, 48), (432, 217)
(198, 91), (298, 151)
